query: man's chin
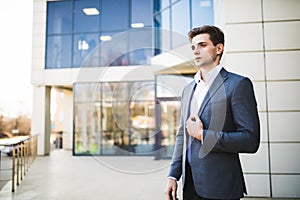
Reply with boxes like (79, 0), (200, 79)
(194, 61), (202, 67)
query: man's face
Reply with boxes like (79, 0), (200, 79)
(191, 33), (221, 68)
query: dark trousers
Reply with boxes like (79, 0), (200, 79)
(183, 162), (240, 200)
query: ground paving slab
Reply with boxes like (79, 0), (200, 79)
(0, 150), (290, 200)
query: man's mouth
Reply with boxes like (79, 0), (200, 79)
(195, 57), (201, 61)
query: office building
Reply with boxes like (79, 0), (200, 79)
(31, 0), (300, 197)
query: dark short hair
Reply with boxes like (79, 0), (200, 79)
(188, 25), (224, 46)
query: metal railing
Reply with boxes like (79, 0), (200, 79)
(0, 135), (38, 192)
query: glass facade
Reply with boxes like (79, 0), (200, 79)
(73, 75), (193, 156)
(46, 0), (214, 156)
(154, 0), (214, 50)
(46, 0), (214, 68)
(74, 81), (152, 156)
(46, 0), (154, 68)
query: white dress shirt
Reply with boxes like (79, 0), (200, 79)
(190, 64), (223, 116)
(188, 64), (223, 148)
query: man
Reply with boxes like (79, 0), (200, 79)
(164, 25), (260, 200)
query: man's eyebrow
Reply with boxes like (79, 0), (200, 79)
(197, 42), (207, 45)
(192, 42), (207, 46)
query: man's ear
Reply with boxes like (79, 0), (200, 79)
(216, 43), (224, 55)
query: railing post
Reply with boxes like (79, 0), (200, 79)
(16, 144), (20, 186)
(11, 146), (16, 192)
(20, 143), (23, 181)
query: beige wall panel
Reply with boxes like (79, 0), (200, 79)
(32, 34), (46, 49)
(31, 56), (46, 70)
(259, 112), (268, 142)
(253, 82), (266, 112)
(271, 143), (300, 173)
(272, 175), (300, 198)
(224, 0), (261, 23)
(224, 52), (265, 81)
(266, 51), (300, 80)
(32, 46), (46, 71)
(225, 23), (263, 52)
(267, 81), (300, 111)
(32, 46), (45, 58)
(33, 0), (46, 13)
(33, 11), (46, 25)
(31, 69), (45, 86)
(44, 69), (73, 85)
(263, 0), (300, 21)
(264, 21), (300, 50)
(240, 143), (269, 173)
(244, 174), (270, 197)
(269, 112), (300, 142)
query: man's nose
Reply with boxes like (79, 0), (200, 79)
(193, 48), (200, 55)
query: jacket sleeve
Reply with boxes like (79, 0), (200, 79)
(202, 77), (260, 153)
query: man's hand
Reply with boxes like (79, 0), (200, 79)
(165, 178), (177, 200)
(186, 115), (203, 141)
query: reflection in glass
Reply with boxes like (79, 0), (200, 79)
(129, 82), (155, 101)
(131, 0), (153, 27)
(73, 33), (99, 67)
(171, 0), (190, 48)
(74, 0), (100, 33)
(74, 83), (101, 102)
(47, 1), (72, 34)
(156, 75), (193, 98)
(46, 35), (72, 68)
(156, 0), (170, 11)
(192, 0), (214, 27)
(74, 103), (101, 154)
(74, 81), (160, 155)
(101, 0), (129, 31)
(158, 101), (180, 157)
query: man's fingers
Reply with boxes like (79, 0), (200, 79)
(172, 189), (177, 200)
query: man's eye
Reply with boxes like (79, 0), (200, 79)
(191, 46), (195, 50)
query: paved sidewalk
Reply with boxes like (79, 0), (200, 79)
(0, 150), (289, 200)
(0, 150), (177, 200)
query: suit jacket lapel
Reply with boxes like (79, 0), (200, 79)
(184, 82), (197, 121)
(198, 68), (228, 116)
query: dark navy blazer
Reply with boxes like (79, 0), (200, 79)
(168, 68), (260, 199)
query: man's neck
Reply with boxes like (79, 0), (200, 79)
(199, 63), (219, 81)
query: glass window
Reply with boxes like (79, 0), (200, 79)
(171, 0), (190, 48)
(74, 83), (101, 102)
(128, 82), (155, 101)
(74, 103), (101, 154)
(131, 0), (153, 27)
(192, 0), (214, 27)
(111, 82), (129, 101)
(73, 33), (99, 67)
(130, 101), (155, 154)
(156, 75), (193, 98)
(74, 81), (158, 155)
(74, 0), (100, 33)
(46, 35), (72, 69)
(99, 32), (129, 66)
(47, 1), (72, 34)
(101, 0), (129, 31)
(102, 82), (130, 102)
(154, 9), (171, 51)
(155, 0), (170, 12)
(128, 29), (153, 65)
(127, 48), (152, 65)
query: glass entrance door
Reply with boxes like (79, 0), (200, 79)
(155, 99), (181, 159)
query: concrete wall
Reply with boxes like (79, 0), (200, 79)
(223, 0), (300, 197)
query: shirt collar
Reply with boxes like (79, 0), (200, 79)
(194, 64), (223, 85)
